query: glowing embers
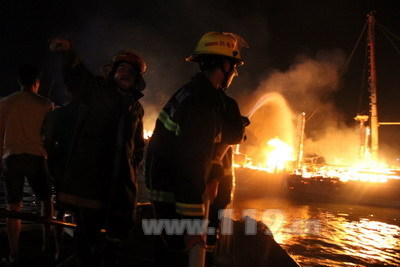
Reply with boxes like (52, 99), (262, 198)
(297, 161), (400, 183)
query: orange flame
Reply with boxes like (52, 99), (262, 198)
(240, 137), (295, 173)
(297, 161), (400, 183)
(235, 137), (400, 183)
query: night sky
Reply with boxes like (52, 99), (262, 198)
(1, 0), (400, 161)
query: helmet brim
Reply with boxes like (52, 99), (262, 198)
(185, 54), (244, 66)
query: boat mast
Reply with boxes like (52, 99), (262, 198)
(296, 112), (306, 170)
(367, 11), (379, 161)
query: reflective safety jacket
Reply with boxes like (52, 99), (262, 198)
(145, 73), (224, 218)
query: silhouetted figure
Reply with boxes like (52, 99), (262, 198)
(43, 90), (80, 262)
(146, 32), (249, 266)
(50, 39), (146, 266)
(0, 63), (54, 264)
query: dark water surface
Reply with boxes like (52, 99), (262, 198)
(233, 174), (400, 266)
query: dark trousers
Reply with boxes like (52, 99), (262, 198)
(72, 207), (105, 267)
(209, 173), (233, 232)
(2, 153), (52, 204)
(152, 202), (188, 267)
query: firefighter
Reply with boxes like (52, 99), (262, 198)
(145, 32), (249, 266)
(50, 39), (146, 266)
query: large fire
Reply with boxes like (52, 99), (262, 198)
(233, 90), (400, 184)
(264, 138), (294, 172)
(238, 137), (294, 173)
(235, 137), (400, 183)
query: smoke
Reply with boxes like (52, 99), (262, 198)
(239, 49), (361, 166)
(304, 125), (359, 165)
(244, 49), (344, 114)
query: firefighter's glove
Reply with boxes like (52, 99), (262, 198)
(184, 233), (206, 251)
(208, 164), (224, 182)
(50, 38), (71, 52)
(242, 116), (250, 127)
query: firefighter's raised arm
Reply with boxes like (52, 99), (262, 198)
(49, 37), (100, 97)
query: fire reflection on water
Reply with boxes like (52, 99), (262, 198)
(231, 195), (400, 266)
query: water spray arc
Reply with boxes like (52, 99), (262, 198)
(238, 92), (296, 172)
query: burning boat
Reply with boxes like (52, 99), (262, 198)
(233, 12), (400, 208)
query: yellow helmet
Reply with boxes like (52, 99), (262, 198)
(186, 32), (249, 65)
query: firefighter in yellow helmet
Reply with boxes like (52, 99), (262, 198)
(146, 32), (249, 266)
(186, 31), (248, 89)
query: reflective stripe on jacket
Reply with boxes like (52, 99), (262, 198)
(146, 73), (223, 218)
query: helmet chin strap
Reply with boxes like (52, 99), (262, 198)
(219, 62), (236, 90)
(220, 74), (230, 91)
